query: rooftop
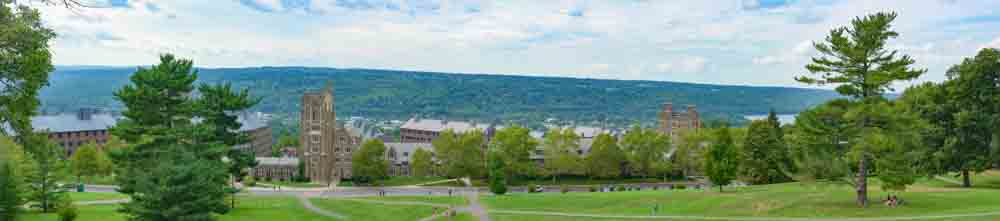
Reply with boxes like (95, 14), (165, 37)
(400, 118), (493, 134)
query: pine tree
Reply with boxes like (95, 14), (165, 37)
(705, 126), (738, 192)
(796, 12), (925, 206)
(111, 54), (235, 221)
(24, 134), (70, 213)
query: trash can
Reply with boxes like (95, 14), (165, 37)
(77, 183), (85, 192)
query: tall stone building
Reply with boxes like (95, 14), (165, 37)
(299, 83), (355, 184)
(658, 103), (700, 141)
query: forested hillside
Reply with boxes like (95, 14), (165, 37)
(41, 66), (839, 128)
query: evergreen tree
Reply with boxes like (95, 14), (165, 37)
(621, 125), (671, 178)
(0, 136), (30, 221)
(24, 134), (70, 213)
(111, 54), (234, 221)
(69, 142), (112, 184)
(352, 139), (389, 185)
(584, 133), (625, 179)
(0, 1), (56, 142)
(543, 127), (581, 182)
(741, 110), (792, 185)
(487, 150), (508, 195)
(705, 126), (738, 192)
(796, 12), (926, 206)
(411, 148), (434, 177)
(490, 125), (539, 180)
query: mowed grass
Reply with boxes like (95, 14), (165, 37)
(433, 212), (478, 221)
(358, 195), (467, 205)
(924, 170), (1000, 189)
(481, 181), (1000, 218)
(489, 214), (1000, 221)
(309, 198), (442, 220)
(21, 196), (331, 221)
(69, 191), (128, 202)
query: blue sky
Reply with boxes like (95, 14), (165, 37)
(36, 0), (1000, 89)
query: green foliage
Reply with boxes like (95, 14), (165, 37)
(705, 126), (739, 191)
(352, 139), (389, 184)
(487, 151), (507, 195)
(69, 142), (113, 182)
(787, 99), (859, 183)
(934, 48), (1000, 187)
(24, 134), (70, 213)
(620, 125), (671, 178)
(672, 129), (711, 178)
(410, 148), (434, 177)
(273, 134), (299, 157)
(490, 125), (539, 179)
(0, 1), (56, 140)
(584, 133), (625, 179)
(0, 136), (29, 220)
(797, 11), (926, 206)
(741, 110), (793, 184)
(111, 54), (242, 221)
(57, 195), (78, 221)
(542, 127), (582, 180)
(432, 130), (485, 178)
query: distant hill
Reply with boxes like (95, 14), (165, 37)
(40, 66), (840, 129)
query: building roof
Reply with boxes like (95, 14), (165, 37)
(30, 113), (118, 133)
(400, 118), (493, 134)
(572, 126), (609, 138)
(256, 157), (299, 166)
(384, 142), (433, 163)
(236, 113), (270, 131)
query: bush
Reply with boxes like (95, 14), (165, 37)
(57, 196), (78, 221)
(675, 184), (686, 190)
(614, 185), (626, 192)
(588, 186), (597, 192)
(560, 185), (569, 194)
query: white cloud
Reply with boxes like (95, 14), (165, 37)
(27, 0), (1000, 89)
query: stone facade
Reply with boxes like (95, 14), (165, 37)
(657, 103), (700, 141)
(299, 83), (360, 184)
(252, 157), (298, 181)
(384, 142), (434, 176)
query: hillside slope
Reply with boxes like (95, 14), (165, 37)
(40, 66), (839, 128)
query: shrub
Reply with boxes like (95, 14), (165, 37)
(615, 185), (626, 192)
(588, 186), (597, 192)
(57, 197), (78, 221)
(675, 184), (686, 190)
(560, 185), (569, 194)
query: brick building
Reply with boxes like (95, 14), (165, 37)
(657, 103), (700, 141)
(399, 118), (497, 143)
(32, 109), (116, 156)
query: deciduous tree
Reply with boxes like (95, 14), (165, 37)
(796, 12), (925, 206)
(543, 127), (581, 181)
(69, 142), (112, 183)
(352, 139), (389, 184)
(621, 125), (670, 178)
(584, 133), (625, 179)
(705, 126), (738, 192)
(0, 1), (56, 143)
(0, 136), (30, 220)
(411, 148), (434, 177)
(24, 134), (69, 213)
(490, 125), (539, 180)
(432, 130), (485, 178)
(741, 111), (792, 184)
(487, 150), (508, 195)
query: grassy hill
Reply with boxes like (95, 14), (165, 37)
(40, 66), (840, 130)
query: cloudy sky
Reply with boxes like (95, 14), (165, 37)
(32, 0), (1000, 89)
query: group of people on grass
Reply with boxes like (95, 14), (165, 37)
(884, 195), (903, 207)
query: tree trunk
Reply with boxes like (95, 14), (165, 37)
(962, 170), (972, 188)
(856, 156), (868, 207)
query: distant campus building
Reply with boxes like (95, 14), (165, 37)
(399, 118), (498, 143)
(16, 108), (271, 158)
(298, 83), (362, 184)
(658, 103), (700, 141)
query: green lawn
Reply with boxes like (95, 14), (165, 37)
(489, 214), (1000, 221)
(379, 176), (451, 186)
(481, 181), (1000, 218)
(924, 170), (1000, 189)
(69, 192), (128, 202)
(309, 198), (442, 220)
(434, 212), (477, 221)
(21, 196), (331, 221)
(358, 195), (467, 205)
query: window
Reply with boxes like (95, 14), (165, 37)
(403, 152), (409, 157)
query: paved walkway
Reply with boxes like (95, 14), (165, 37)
(487, 209), (1000, 221)
(297, 195), (346, 220)
(75, 199), (129, 205)
(462, 188), (490, 221)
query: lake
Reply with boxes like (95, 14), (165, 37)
(743, 114), (796, 125)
